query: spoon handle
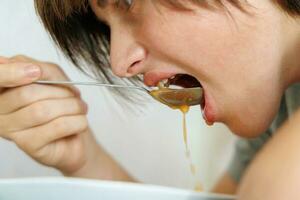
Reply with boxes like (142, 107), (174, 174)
(35, 80), (149, 92)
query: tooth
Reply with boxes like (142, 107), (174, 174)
(161, 78), (169, 84)
(157, 81), (166, 89)
(158, 78), (169, 88)
(169, 75), (176, 80)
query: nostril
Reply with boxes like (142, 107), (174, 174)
(110, 43), (146, 78)
(127, 61), (142, 74)
(111, 61), (142, 78)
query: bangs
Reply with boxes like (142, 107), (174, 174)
(35, 0), (146, 107)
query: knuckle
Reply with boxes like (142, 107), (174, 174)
(31, 102), (51, 121)
(54, 117), (69, 133)
(0, 115), (13, 137)
(11, 55), (28, 61)
(0, 117), (8, 139)
(59, 88), (75, 98)
(45, 62), (69, 80)
(26, 84), (39, 93)
(46, 62), (62, 72)
(77, 116), (89, 132)
(16, 86), (31, 103)
(46, 62), (59, 68)
(5, 66), (17, 82)
(54, 116), (88, 134)
(64, 98), (80, 113)
(13, 133), (36, 154)
(24, 84), (42, 98)
(20, 141), (33, 153)
(15, 84), (41, 105)
(75, 99), (85, 111)
(67, 90), (77, 98)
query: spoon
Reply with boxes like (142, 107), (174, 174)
(35, 80), (203, 107)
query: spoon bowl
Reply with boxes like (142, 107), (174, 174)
(150, 87), (203, 107)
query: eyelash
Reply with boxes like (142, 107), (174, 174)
(115, 0), (135, 11)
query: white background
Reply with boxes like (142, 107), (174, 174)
(0, 0), (236, 191)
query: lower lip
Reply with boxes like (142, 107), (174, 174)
(201, 89), (215, 125)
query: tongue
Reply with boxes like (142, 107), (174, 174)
(168, 74), (202, 88)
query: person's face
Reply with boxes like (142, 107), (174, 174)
(90, 0), (287, 137)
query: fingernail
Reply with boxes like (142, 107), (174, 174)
(25, 65), (41, 78)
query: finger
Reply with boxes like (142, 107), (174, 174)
(0, 62), (41, 88)
(7, 55), (80, 96)
(11, 115), (88, 154)
(0, 98), (88, 134)
(0, 84), (76, 114)
(36, 62), (81, 96)
(9, 55), (46, 64)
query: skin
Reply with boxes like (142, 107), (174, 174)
(237, 110), (300, 199)
(90, 0), (300, 137)
(1, 0), (300, 199)
(213, 173), (238, 194)
(0, 55), (133, 181)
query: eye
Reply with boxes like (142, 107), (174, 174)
(116, 0), (135, 11)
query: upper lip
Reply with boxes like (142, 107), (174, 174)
(143, 71), (178, 87)
(143, 71), (203, 89)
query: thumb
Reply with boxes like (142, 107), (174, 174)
(0, 62), (41, 89)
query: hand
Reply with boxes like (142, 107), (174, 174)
(0, 55), (92, 174)
(237, 109), (300, 200)
(0, 55), (135, 181)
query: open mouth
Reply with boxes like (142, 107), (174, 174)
(158, 74), (205, 106)
(144, 72), (213, 124)
(162, 74), (202, 89)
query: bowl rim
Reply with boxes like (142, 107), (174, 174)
(0, 177), (236, 199)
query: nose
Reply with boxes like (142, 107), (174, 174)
(110, 26), (147, 78)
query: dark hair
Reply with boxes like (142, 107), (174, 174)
(33, 0), (300, 103)
(278, 0), (300, 15)
(34, 0), (148, 105)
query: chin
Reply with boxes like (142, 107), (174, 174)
(226, 116), (274, 138)
(231, 126), (266, 138)
(224, 95), (283, 138)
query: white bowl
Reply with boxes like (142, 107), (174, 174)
(0, 177), (235, 200)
